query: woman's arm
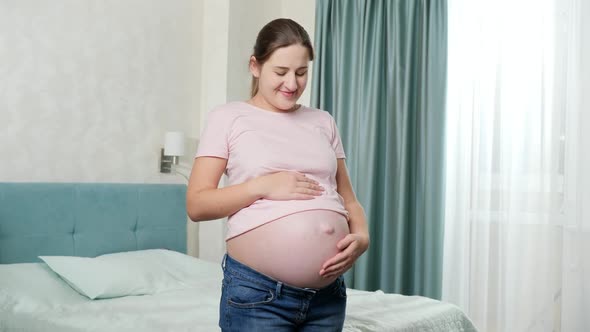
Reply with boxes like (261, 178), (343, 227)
(319, 158), (370, 278)
(186, 156), (258, 221)
(337, 158), (369, 241)
(186, 156), (325, 222)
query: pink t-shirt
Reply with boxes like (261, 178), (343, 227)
(196, 101), (349, 240)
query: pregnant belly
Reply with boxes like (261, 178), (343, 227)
(226, 210), (350, 289)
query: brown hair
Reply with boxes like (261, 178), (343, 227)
(250, 18), (314, 97)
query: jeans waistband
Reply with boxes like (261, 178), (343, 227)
(222, 253), (341, 298)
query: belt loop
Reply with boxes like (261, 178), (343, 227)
(276, 281), (283, 299)
(221, 254), (227, 270)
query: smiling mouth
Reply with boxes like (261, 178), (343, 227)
(280, 90), (296, 97)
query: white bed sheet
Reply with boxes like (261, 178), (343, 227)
(0, 259), (476, 332)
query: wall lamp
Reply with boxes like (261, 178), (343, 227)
(160, 131), (185, 173)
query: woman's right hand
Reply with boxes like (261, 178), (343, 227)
(252, 171), (324, 201)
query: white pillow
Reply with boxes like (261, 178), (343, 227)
(39, 249), (202, 300)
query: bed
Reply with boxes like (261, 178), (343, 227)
(0, 182), (477, 331)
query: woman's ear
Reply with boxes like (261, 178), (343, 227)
(249, 56), (261, 78)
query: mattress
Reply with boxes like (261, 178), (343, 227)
(0, 253), (476, 332)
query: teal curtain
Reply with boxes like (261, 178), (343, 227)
(311, 0), (447, 299)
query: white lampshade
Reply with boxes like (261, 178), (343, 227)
(164, 131), (185, 156)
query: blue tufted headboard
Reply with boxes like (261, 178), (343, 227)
(0, 183), (187, 264)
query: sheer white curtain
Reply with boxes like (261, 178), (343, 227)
(444, 0), (588, 331)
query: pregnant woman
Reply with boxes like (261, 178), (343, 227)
(186, 18), (369, 332)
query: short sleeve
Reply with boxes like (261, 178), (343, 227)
(195, 109), (231, 159)
(330, 115), (346, 159)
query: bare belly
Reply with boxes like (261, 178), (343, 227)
(226, 209), (350, 289)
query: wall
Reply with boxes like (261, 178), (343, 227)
(0, 0), (202, 183)
(583, 0), (589, 120)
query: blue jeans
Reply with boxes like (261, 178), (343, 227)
(219, 254), (347, 331)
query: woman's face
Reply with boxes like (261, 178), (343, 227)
(250, 44), (310, 112)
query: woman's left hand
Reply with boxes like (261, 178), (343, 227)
(319, 233), (369, 279)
